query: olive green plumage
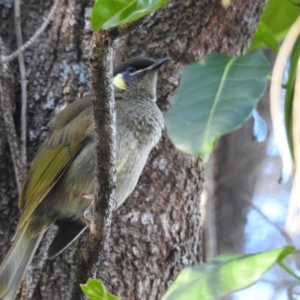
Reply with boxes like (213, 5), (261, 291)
(0, 57), (169, 300)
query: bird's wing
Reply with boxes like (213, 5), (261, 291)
(17, 105), (94, 231)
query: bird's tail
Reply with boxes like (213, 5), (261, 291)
(0, 225), (44, 300)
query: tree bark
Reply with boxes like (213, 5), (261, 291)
(0, 0), (266, 299)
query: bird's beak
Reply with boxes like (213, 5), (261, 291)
(131, 57), (170, 76)
(149, 57), (171, 71)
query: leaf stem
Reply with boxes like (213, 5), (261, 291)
(277, 261), (300, 282)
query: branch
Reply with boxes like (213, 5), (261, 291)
(70, 17), (148, 300)
(0, 0), (60, 65)
(70, 30), (115, 300)
(0, 38), (25, 192)
(0, 0), (59, 191)
(245, 198), (294, 246)
(14, 0), (28, 170)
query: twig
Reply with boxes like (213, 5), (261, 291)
(278, 261), (300, 281)
(247, 198), (294, 246)
(70, 17), (148, 300)
(14, 0), (28, 170)
(0, 0), (59, 193)
(0, 0), (60, 65)
(0, 38), (25, 192)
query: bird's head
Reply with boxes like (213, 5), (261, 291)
(113, 57), (170, 101)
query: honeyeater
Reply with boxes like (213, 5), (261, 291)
(0, 56), (169, 300)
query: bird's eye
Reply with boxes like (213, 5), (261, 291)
(127, 67), (136, 73)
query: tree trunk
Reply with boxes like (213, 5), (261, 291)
(0, 0), (266, 299)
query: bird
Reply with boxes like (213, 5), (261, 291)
(0, 56), (169, 300)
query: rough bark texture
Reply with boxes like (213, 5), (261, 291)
(0, 0), (266, 299)
(70, 32), (116, 300)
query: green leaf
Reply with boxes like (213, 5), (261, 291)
(278, 261), (300, 282)
(91, 0), (168, 31)
(162, 246), (295, 300)
(80, 279), (120, 300)
(249, 0), (299, 51)
(285, 36), (300, 162)
(249, 21), (279, 54)
(164, 50), (271, 157)
(289, 0), (300, 5)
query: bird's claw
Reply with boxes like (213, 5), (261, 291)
(80, 193), (95, 227)
(80, 194), (118, 227)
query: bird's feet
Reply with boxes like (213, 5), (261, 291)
(80, 193), (118, 227)
(80, 193), (113, 259)
(80, 193), (95, 227)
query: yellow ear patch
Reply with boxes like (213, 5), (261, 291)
(113, 74), (127, 90)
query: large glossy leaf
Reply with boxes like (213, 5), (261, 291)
(81, 279), (120, 300)
(91, 0), (168, 31)
(164, 50), (271, 157)
(249, 0), (299, 51)
(162, 246), (295, 300)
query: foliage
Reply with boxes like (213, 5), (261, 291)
(164, 0), (299, 159)
(91, 0), (168, 31)
(81, 246), (300, 300)
(249, 0), (299, 52)
(164, 50), (270, 158)
(80, 248), (297, 300)
(81, 279), (120, 300)
(284, 36), (300, 163)
(162, 247), (295, 300)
